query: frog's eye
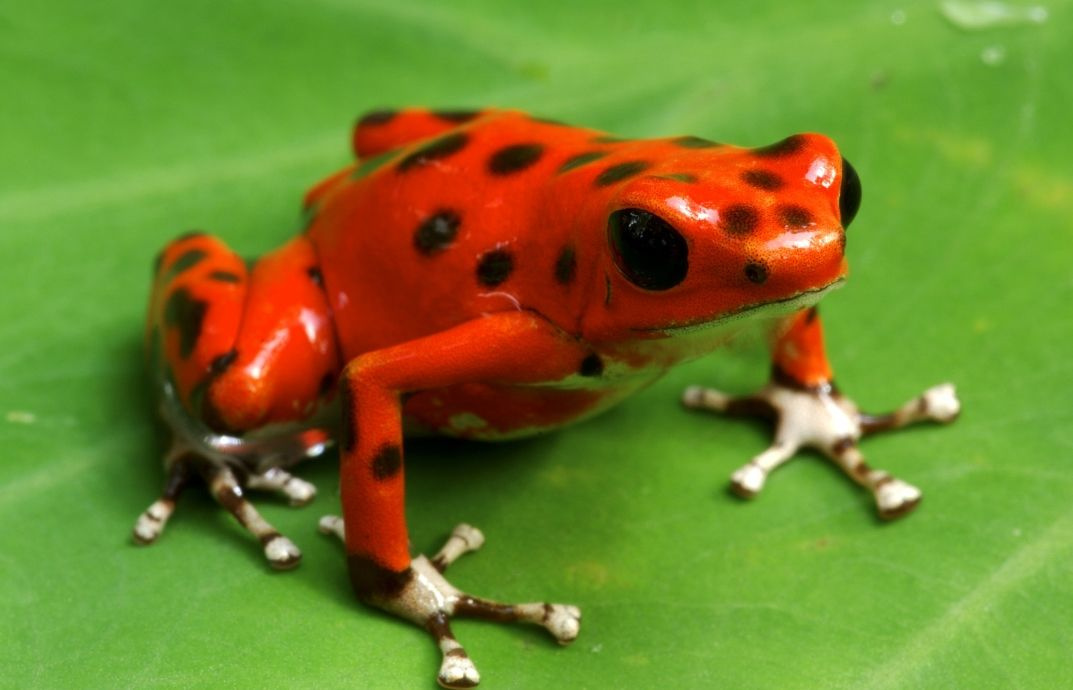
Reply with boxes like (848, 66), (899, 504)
(839, 157), (862, 229)
(608, 208), (689, 291)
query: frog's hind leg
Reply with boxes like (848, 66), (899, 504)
(683, 307), (960, 519)
(138, 231), (340, 567)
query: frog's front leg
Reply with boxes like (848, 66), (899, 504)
(333, 311), (587, 688)
(683, 307), (960, 519)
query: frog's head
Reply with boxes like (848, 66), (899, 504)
(578, 133), (858, 344)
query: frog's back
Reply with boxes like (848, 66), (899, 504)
(306, 110), (603, 359)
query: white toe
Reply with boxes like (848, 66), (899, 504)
(453, 523), (485, 550)
(876, 479), (922, 519)
(681, 385), (729, 411)
(438, 654), (480, 688)
(132, 514), (161, 544)
(318, 515), (345, 541)
(264, 536), (302, 569)
(286, 478), (317, 506)
(924, 383), (960, 422)
(545, 603), (581, 644)
(132, 500), (172, 544)
(730, 464), (766, 497)
(681, 385), (705, 407)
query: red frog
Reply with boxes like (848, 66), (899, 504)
(134, 108), (959, 688)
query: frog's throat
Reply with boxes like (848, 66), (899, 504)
(633, 278), (846, 335)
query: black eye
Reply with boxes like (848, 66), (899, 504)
(839, 157), (862, 228)
(608, 208), (688, 291)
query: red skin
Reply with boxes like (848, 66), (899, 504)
(149, 108), (850, 580)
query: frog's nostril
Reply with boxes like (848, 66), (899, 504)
(744, 260), (768, 285)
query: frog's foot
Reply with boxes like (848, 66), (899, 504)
(133, 448), (306, 569)
(320, 521), (581, 688)
(134, 420), (332, 566)
(682, 381), (960, 519)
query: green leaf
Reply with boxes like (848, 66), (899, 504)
(2, 0), (1071, 688)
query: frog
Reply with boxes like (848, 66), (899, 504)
(134, 108), (960, 688)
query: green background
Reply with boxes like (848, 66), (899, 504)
(2, 1), (1071, 687)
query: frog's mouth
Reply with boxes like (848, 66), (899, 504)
(633, 278), (845, 335)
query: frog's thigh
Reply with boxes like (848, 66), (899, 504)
(337, 311), (590, 573)
(202, 235), (340, 433)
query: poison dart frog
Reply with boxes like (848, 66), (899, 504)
(134, 108), (960, 688)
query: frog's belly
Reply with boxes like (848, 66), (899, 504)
(401, 380), (649, 440)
